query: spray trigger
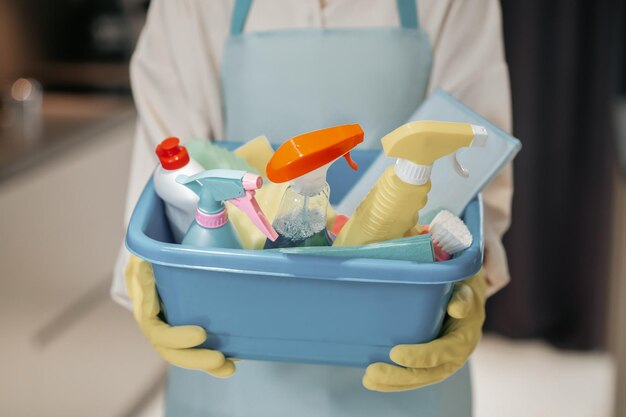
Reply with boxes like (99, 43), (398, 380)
(343, 152), (358, 171)
(230, 190), (279, 241)
(449, 152), (469, 178)
(449, 125), (488, 178)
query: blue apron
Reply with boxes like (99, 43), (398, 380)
(166, 0), (472, 415)
(221, 0), (431, 147)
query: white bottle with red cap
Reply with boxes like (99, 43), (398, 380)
(153, 137), (204, 243)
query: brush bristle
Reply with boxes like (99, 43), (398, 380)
(429, 210), (472, 255)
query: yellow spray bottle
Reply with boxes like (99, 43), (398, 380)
(333, 121), (488, 247)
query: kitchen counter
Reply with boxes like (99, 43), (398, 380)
(0, 93), (135, 182)
(0, 104), (165, 417)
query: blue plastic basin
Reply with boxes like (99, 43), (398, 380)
(126, 148), (483, 367)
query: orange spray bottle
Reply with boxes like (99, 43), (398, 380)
(264, 125), (363, 249)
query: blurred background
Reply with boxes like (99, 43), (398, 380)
(0, 0), (623, 416)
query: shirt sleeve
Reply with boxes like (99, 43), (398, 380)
(423, 0), (514, 295)
(110, 0), (230, 308)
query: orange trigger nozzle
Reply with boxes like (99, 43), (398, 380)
(266, 124), (364, 183)
(343, 152), (358, 171)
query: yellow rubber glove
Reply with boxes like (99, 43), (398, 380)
(125, 255), (236, 377)
(363, 269), (487, 392)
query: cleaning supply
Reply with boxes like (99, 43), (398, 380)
(422, 210), (473, 261)
(233, 135), (276, 176)
(186, 138), (259, 173)
(125, 256), (236, 378)
(153, 137), (204, 243)
(363, 269), (487, 392)
(330, 214), (350, 236)
(333, 121), (487, 247)
(126, 150), (485, 367)
(184, 137), (287, 249)
(229, 136), (290, 249)
(336, 89), (522, 217)
(270, 233), (435, 263)
(176, 169), (278, 248)
(264, 124), (364, 249)
(228, 181), (290, 250)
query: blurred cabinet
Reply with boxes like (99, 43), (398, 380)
(0, 116), (164, 417)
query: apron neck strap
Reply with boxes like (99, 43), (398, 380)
(396, 0), (419, 30)
(231, 0), (253, 36)
(230, 0), (420, 36)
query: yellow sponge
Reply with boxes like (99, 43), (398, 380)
(234, 136), (275, 177)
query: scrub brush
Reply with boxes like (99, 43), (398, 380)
(424, 210), (473, 261)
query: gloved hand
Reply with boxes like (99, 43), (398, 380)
(125, 255), (236, 377)
(363, 269), (487, 392)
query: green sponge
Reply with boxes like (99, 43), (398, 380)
(186, 139), (257, 173)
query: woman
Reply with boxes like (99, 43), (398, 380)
(114, 0), (513, 415)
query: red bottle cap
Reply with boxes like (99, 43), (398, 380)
(155, 137), (190, 170)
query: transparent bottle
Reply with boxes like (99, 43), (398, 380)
(263, 124), (364, 249)
(264, 168), (333, 249)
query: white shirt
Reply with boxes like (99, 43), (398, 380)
(112, 0), (514, 308)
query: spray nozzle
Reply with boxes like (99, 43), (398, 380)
(343, 152), (358, 170)
(266, 124), (364, 184)
(230, 190), (279, 241)
(448, 125), (488, 177)
(382, 121), (488, 185)
(176, 169), (278, 241)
